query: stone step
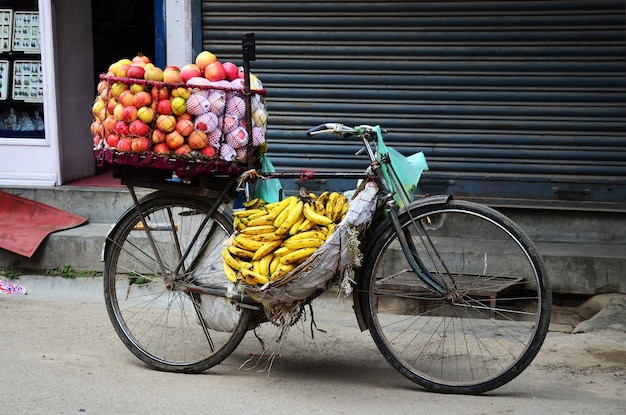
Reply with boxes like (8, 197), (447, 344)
(1, 184), (624, 295)
(0, 219), (623, 295)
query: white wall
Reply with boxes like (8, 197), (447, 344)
(165, 0), (194, 68)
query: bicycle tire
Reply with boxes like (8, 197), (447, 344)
(103, 192), (254, 373)
(359, 199), (551, 394)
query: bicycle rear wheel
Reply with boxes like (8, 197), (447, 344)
(359, 199), (551, 394)
(104, 192), (254, 373)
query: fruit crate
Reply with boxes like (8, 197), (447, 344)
(92, 74), (267, 179)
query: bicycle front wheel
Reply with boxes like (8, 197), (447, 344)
(359, 199), (551, 394)
(104, 193), (254, 373)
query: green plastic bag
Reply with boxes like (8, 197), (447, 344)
(254, 154), (283, 203)
(376, 127), (428, 208)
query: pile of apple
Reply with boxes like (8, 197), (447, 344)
(91, 51), (267, 163)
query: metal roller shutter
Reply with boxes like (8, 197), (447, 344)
(200, 1), (626, 211)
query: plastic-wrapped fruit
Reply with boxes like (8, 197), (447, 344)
(226, 127), (248, 149)
(194, 112), (219, 133)
(186, 93), (211, 116)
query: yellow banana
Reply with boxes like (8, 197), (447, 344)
(284, 237), (325, 250)
(274, 196), (297, 227)
(288, 230), (327, 241)
(240, 225), (276, 235)
(303, 202), (333, 226)
(325, 223), (336, 240)
(332, 195), (347, 222)
(280, 247), (317, 265)
(248, 231), (283, 242)
(233, 217), (245, 232)
(270, 263), (296, 281)
(258, 253), (274, 277)
(268, 196), (296, 220)
(228, 245), (255, 259)
(276, 200), (304, 235)
(252, 239), (283, 261)
(239, 268), (270, 285)
(326, 192), (338, 218)
(242, 198), (263, 208)
(318, 191), (329, 203)
(223, 261), (238, 283)
(222, 248), (252, 271)
(233, 208), (264, 218)
(246, 214), (274, 227)
(296, 218), (316, 233)
(314, 199), (326, 215)
(269, 254), (281, 275)
(289, 214), (306, 236)
(234, 234), (265, 251)
(308, 192), (317, 200)
(273, 246), (294, 258)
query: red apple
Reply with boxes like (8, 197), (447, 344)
(103, 115), (118, 132)
(117, 64), (131, 78)
(105, 133), (120, 148)
(116, 138), (132, 152)
(151, 129), (166, 144)
(195, 51), (217, 72)
(131, 137), (151, 153)
(176, 112), (192, 121)
(222, 62), (239, 81)
(174, 144), (193, 155)
(188, 130), (208, 149)
(129, 119), (151, 137)
(156, 114), (177, 133)
(200, 145), (217, 158)
(165, 131), (185, 149)
(153, 142), (171, 154)
(204, 61), (226, 82)
(163, 65), (182, 83)
(121, 106), (138, 122)
(127, 65), (145, 79)
(118, 90), (135, 107)
(156, 99), (172, 115)
(151, 86), (169, 101)
(115, 120), (130, 136)
(106, 97), (119, 115)
(180, 64), (202, 83)
(90, 120), (104, 138)
(113, 103), (125, 120)
(133, 91), (152, 108)
(176, 119), (195, 136)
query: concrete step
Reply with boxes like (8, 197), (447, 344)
(0, 184), (624, 295)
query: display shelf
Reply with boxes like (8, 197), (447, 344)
(11, 60), (42, 102)
(12, 11), (40, 53)
(0, 9), (12, 52)
(0, 60), (8, 100)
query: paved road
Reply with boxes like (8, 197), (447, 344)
(0, 277), (624, 415)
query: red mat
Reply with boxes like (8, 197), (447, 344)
(0, 191), (88, 257)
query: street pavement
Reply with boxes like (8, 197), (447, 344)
(0, 276), (624, 415)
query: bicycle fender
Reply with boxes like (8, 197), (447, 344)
(351, 194), (451, 331)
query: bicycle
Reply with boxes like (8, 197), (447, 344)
(102, 122), (552, 395)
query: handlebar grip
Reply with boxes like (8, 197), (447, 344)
(306, 123), (337, 137)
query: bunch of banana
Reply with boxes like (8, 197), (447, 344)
(225, 191), (350, 286)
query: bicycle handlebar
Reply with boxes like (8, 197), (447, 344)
(306, 123), (355, 137)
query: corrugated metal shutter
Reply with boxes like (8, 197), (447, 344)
(200, 1), (626, 210)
